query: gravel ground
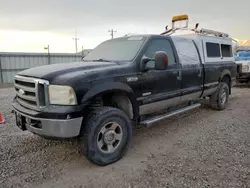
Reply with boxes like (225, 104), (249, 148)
(0, 86), (250, 188)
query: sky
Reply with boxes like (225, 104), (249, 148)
(0, 0), (249, 53)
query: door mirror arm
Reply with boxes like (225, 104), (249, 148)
(140, 56), (154, 71)
(140, 51), (168, 71)
(142, 57), (154, 64)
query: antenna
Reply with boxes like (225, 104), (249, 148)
(195, 23), (199, 30)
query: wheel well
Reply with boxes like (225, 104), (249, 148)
(221, 75), (231, 94)
(89, 91), (135, 120)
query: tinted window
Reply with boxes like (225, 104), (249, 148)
(84, 37), (145, 62)
(221, 44), (232, 57)
(206, 42), (221, 57)
(144, 39), (176, 68)
(172, 38), (200, 65)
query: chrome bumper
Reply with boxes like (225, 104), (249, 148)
(14, 110), (83, 138)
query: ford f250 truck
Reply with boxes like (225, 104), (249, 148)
(12, 15), (236, 165)
(235, 46), (250, 83)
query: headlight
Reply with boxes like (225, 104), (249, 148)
(242, 65), (249, 72)
(49, 85), (77, 105)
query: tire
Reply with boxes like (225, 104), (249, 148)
(209, 82), (229, 110)
(79, 107), (132, 166)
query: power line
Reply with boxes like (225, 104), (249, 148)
(108, 29), (117, 39)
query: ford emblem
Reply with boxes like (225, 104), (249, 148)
(18, 89), (25, 95)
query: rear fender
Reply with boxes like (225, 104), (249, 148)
(219, 70), (231, 82)
(219, 70), (232, 94)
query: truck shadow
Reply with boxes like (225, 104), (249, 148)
(234, 84), (250, 88)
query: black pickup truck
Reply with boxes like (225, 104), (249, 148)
(12, 33), (236, 165)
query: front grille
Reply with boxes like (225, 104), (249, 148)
(14, 75), (49, 111)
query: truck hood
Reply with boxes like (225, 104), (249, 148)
(17, 61), (119, 81)
(235, 60), (250, 65)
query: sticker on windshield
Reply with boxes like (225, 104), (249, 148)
(127, 36), (143, 41)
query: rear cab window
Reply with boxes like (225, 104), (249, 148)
(206, 42), (221, 57)
(204, 39), (233, 62)
(221, 44), (232, 57)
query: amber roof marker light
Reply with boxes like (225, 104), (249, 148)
(172, 14), (189, 22)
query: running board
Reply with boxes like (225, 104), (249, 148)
(140, 103), (201, 127)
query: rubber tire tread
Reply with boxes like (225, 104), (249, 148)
(209, 82), (229, 111)
(79, 107), (132, 166)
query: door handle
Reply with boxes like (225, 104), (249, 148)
(173, 70), (181, 80)
(173, 71), (178, 75)
(198, 69), (202, 77)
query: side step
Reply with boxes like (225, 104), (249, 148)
(140, 103), (201, 127)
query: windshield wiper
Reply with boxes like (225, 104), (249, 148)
(91, 58), (113, 62)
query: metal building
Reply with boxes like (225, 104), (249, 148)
(0, 52), (82, 83)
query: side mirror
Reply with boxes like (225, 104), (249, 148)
(155, 51), (168, 70)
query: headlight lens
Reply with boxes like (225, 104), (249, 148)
(49, 85), (77, 105)
(242, 65), (249, 72)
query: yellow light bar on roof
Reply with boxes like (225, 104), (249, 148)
(172, 14), (189, 22)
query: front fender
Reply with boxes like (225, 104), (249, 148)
(81, 82), (139, 120)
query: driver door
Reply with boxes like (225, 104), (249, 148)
(138, 38), (181, 115)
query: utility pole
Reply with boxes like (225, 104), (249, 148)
(72, 37), (79, 54)
(81, 45), (84, 59)
(44, 45), (50, 64)
(0, 59), (3, 84)
(72, 30), (79, 53)
(108, 29), (117, 39)
(72, 30), (79, 61)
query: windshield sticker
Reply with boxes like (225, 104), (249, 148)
(127, 37), (143, 41)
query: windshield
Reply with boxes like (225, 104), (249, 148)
(83, 36), (145, 62)
(235, 51), (250, 61)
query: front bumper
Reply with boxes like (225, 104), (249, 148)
(14, 111), (82, 138)
(237, 72), (250, 82)
(236, 63), (250, 82)
(12, 98), (84, 138)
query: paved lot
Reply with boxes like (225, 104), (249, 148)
(0, 86), (249, 188)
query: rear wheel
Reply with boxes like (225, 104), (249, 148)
(209, 82), (229, 110)
(79, 107), (132, 166)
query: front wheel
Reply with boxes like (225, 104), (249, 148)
(79, 107), (132, 166)
(209, 82), (229, 110)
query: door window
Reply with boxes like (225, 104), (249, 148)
(144, 39), (176, 69)
(172, 38), (200, 65)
